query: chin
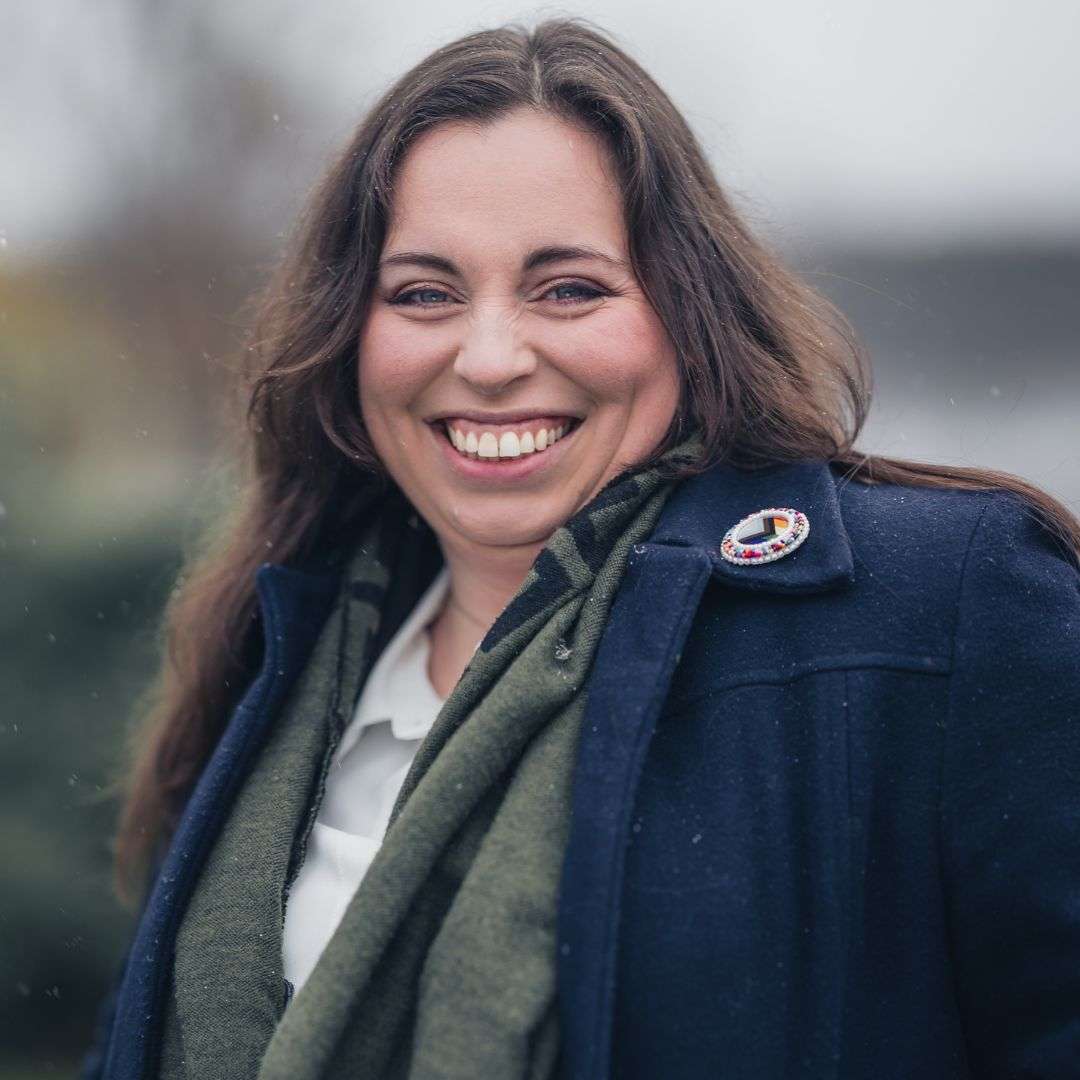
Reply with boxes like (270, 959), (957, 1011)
(444, 504), (568, 548)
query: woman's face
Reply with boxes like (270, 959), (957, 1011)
(358, 106), (682, 554)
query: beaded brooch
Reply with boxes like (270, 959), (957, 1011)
(720, 507), (810, 565)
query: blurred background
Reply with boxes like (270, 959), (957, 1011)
(2, 0), (1078, 1074)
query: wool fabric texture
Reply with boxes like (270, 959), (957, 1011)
(157, 426), (706, 1080)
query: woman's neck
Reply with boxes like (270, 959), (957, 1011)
(424, 538), (546, 699)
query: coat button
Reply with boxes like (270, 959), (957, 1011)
(719, 507), (810, 565)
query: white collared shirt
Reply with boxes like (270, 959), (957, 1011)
(281, 564), (452, 995)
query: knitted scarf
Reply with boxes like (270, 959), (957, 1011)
(157, 427), (704, 1080)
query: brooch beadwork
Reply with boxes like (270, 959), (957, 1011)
(720, 507), (809, 565)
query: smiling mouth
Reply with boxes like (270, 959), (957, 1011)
(438, 416), (584, 461)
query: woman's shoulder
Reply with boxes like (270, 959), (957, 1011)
(671, 460), (1078, 736)
(827, 467), (1079, 667)
(667, 455), (1077, 618)
(831, 465), (1079, 593)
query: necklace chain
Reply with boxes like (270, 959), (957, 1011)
(447, 593), (489, 631)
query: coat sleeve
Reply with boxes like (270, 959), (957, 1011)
(942, 492), (1080, 1076)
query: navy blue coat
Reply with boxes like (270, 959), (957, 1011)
(83, 457), (1080, 1079)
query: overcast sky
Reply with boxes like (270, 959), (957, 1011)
(3, 0), (1079, 253)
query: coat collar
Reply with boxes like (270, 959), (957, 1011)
(650, 457), (855, 594)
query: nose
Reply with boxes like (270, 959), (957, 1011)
(452, 310), (537, 395)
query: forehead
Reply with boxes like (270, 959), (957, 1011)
(384, 108), (627, 259)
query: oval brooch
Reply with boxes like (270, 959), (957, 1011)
(720, 507), (809, 565)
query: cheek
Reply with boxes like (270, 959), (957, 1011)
(558, 305), (678, 398)
(358, 311), (441, 405)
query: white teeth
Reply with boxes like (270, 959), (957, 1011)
(445, 419), (578, 460)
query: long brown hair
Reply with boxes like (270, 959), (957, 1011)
(113, 17), (1080, 903)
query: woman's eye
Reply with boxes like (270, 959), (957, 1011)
(390, 287), (453, 306)
(545, 281), (603, 304)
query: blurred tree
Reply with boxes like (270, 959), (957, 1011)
(1, 3), (326, 1069)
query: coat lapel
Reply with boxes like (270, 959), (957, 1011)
(651, 457), (855, 593)
(556, 458), (855, 1080)
(104, 565), (339, 1080)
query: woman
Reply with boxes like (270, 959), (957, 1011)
(84, 18), (1080, 1080)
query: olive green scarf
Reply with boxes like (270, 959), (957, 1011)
(158, 428), (704, 1080)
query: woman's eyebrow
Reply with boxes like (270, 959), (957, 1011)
(378, 245), (628, 275)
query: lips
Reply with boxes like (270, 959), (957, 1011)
(426, 412), (583, 479)
(427, 409), (584, 426)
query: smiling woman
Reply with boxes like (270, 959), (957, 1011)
(359, 107), (683, 684)
(85, 16), (1080, 1080)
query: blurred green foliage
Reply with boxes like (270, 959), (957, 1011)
(0, 260), (240, 1071)
(0, 496), (184, 1064)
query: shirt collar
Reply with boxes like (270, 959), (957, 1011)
(333, 563), (450, 760)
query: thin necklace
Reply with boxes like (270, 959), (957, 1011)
(447, 592), (489, 631)
(428, 594), (487, 663)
